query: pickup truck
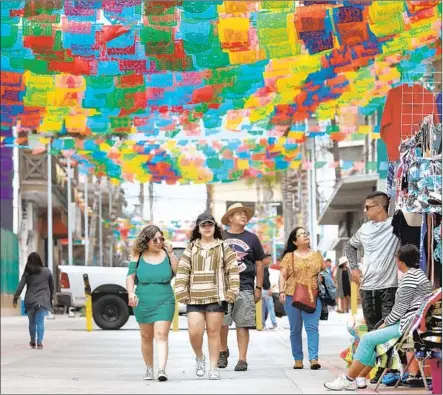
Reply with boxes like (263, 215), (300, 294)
(55, 243), (186, 330)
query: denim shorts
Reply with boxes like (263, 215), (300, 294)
(187, 302), (228, 314)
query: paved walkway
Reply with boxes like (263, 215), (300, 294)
(0, 312), (427, 394)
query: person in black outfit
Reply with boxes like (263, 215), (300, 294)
(13, 252), (54, 349)
(335, 257), (351, 314)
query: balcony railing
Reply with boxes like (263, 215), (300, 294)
(20, 151), (68, 209)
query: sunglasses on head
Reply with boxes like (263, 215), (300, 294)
(152, 237), (165, 244)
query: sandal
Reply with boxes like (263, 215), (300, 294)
(234, 360), (248, 371)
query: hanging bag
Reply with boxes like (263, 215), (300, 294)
(291, 252), (318, 313)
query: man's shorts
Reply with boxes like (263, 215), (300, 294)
(223, 290), (256, 328)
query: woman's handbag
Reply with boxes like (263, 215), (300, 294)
(291, 253), (318, 313)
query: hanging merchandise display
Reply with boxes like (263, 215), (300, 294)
(386, 112), (442, 286)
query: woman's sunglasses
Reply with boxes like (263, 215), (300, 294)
(152, 237), (165, 244)
(296, 231), (310, 238)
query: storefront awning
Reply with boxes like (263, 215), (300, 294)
(318, 174), (379, 225)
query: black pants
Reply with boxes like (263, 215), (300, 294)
(360, 287), (397, 332)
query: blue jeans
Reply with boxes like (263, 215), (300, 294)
(354, 322), (401, 367)
(262, 290), (277, 327)
(284, 296), (321, 361)
(27, 307), (47, 344)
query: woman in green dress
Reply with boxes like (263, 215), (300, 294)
(126, 225), (178, 382)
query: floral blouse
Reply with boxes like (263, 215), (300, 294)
(280, 251), (324, 301)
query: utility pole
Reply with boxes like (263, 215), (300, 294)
(140, 182), (145, 220)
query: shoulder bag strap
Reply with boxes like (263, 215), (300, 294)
(134, 253), (142, 285)
(163, 248), (175, 278)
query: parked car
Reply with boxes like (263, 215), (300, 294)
(56, 242), (186, 330)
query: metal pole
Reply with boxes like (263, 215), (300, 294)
(47, 141), (53, 274)
(67, 156), (73, 266)
(310, 137), (318, 250)
(99, 178), (103, 266)
(109, 185), (113, 267)
(272, 227), (277, 263)
(84, 172), (88, 266)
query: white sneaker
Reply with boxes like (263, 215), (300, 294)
(324, 374), (358, 391)
(196, 354), (206, 377)
(143, 366), (154, 381)
(356, 377), (367, 389)
(157, 370), (168, 382)
(208, 368), (221, 380)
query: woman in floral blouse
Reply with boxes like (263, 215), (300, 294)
(279, 226), (325, 370)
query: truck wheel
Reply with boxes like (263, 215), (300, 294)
(93, 294), (129, 330)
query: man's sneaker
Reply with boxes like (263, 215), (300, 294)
(208, 368), (221, 380)
(356, 377), (367, 389)
(234, 360), (248, 371)
(143, 367), (154, 381)
(29, 342), (36, 349)
(196, 354), (206, 377)
(217, 351), (228, 369)
(157, 370), (168, 382)
(36, 343), (43, 350)
(324, 374), (358, 391)
(406, 374), (425, 388)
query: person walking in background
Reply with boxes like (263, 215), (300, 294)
(13, 252), (54, 350)
(218, 203), (265, 372)
(175, 213), (239, 380)
(324, 258), (333, 276)
(126, 225), (178, 382)
(279, 227), (325, 370)
(335, 257), (351, 314)
(262, 254), (278, 330)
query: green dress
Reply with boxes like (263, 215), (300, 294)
(128, 256), (175, 324)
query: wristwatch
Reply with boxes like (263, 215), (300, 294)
(255, 286), (262, 290)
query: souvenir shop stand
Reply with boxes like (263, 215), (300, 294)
(383, 75), (442, 393)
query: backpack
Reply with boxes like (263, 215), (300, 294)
(318, 270), (337, 307)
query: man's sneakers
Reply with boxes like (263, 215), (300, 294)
(217, 348), (229, 368)
(234, 360), (248, 371)
(29, 341), (36, 349)
(195, 354), (207, 377)
(324, 374), (358, 391)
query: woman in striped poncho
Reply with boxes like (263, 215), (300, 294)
(324, 244), (433, 391)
